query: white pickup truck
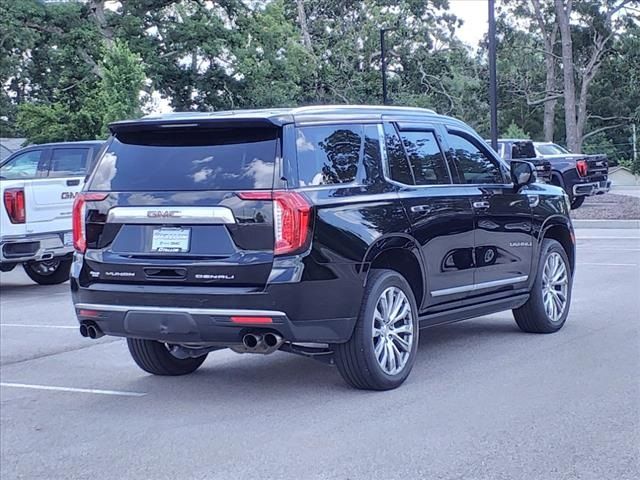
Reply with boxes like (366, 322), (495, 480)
(0, 141), (104, 284)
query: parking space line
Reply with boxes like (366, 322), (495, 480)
(0, 324), (78, 329)
(578, 262), (639, 267)
(0, 382), (147, 397)
(576, 235), (640, 241)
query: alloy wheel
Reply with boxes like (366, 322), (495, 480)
(542, 252), (569, 322)
(31, 259), (61, 276)
(372, 286), (414, 375)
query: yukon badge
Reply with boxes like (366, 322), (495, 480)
(509, 241), (532, 248)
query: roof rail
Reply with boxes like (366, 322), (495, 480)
(292, 104), (436, 115)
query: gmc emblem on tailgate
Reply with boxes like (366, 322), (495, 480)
(147, 210), (181, 218)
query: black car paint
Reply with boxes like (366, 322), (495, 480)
(71, 107), (574, 346)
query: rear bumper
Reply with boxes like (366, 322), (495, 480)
(73, 302), (355, 345)
(70, 260), (363, 345)
(573, 180), (611, 197)
(1, 231), (73, 264)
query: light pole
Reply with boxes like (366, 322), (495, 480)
(488, 0), (498, 151)
(380, 28), (395, 105)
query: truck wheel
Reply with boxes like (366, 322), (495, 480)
(570, 196), (585, 209)
(23, 258), (72, 285)
(333, 269), (419, 390)
(127, 338), (207, 376)
(513, 239), (572, 333)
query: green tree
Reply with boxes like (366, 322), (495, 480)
(98, 41), (146, 135)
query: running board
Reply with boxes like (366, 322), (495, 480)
(418, 294), (529, 328)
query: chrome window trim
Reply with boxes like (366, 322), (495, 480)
(106, 206), (236, 224)
(431, 275), (529, 297)
(75, 303), (286, 317)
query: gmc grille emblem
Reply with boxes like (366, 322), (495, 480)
(147, 210), (181, 218)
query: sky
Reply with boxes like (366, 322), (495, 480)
(449, 0), (490, 48)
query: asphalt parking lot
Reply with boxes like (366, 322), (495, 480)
(1, 228), (639, 480)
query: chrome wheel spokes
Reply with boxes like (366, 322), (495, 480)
(372, 287), (414, 375)
(542, 252), (569, 322)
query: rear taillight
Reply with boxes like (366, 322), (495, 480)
(576, 159), (588, 177)
(3, 188), (26, 224)
(72, 193), (108, 253)
(237, 191), (311, 256)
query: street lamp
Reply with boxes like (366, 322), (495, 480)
(488, 0), (498, 150)
(380, 28), (396, 105)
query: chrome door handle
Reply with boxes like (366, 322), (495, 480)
(411, 205), (432, 213)
(472, 201), (490, 210)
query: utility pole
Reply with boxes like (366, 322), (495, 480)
(380, 28), (395, 105)
(633, 123), (637, 166)
(488, 0), (498, 151)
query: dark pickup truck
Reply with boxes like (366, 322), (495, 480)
(497, 139), (610, 209)
(493, 139), (552, 184)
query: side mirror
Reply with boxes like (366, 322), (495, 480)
(510, 160), (535, 189)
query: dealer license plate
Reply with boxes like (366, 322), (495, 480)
(151, 227), (191, 253)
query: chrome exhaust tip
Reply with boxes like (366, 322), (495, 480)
(86, 324), (104, 339)
(79, 324), (89, 338)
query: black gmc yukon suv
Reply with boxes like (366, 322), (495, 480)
(71, 106), (575, 390)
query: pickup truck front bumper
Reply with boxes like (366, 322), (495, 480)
(0, 231), (74, 264)
(573, 180), (611, 197)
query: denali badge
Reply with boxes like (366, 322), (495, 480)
(147, 210), (181, 218)
(105, 271), (136, 277)
(195, 274), (235, 280)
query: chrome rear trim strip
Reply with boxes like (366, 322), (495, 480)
(75, 303), (286, 317)
(106, 206), (236, 224)
(431, 275), (528, 297)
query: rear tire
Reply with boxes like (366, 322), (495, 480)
(23, 258), (72, 285)
(570, 195), (585, 209)
(333, 269), (419, 390)
(513, 239), (572, 333)
(127, 338), (207, 376)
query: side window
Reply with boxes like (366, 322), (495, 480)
(296, 125), (363, 186)
(0, 150), (43, 180)
(446, 132), (504, 184)
(362, 125), (383, 185)
(49, 148), (89, 177)
(399, 131), (451, 185)
(383, 124), (414, 185)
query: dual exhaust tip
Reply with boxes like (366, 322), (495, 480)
(233, 332), (283, 354)
(79, 322), (104, 339)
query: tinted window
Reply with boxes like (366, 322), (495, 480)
(296, 125), (363, 186)
(362, 125), (383, 186)
(511, 141), (535, 159)
(0, 150), (43, 180)
(89, 128), (277, 191)
(446, 132), (504, 184)
(400, 131), (451, 185)
(384, 124), (414, 185)
(49, 148), (89, 177)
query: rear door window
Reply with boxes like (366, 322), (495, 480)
(399, 131), (451, 185)
(49, 148), (89, 177)
(89, 128), (278, 191)
(295, 125), (364, 186)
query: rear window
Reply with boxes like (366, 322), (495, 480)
(510, 142), (535, 159)
(49, 148), (89, 177)
(89, 128), (278, 191)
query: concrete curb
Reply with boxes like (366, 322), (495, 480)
(572, 219), (640, 229)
